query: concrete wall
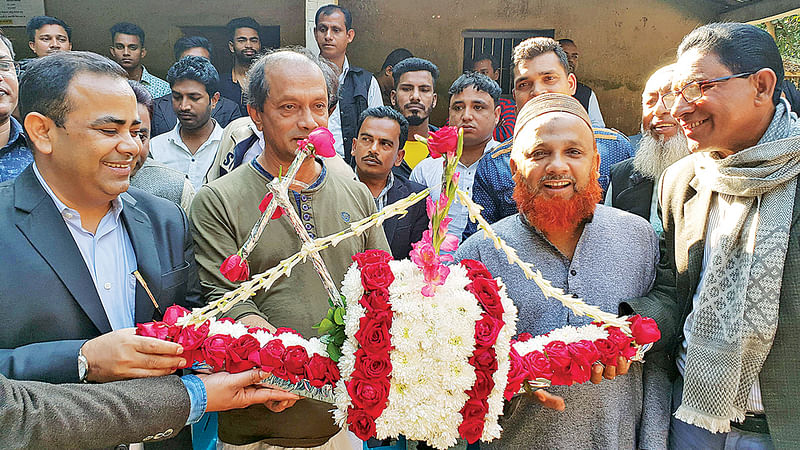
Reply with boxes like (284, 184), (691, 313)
(3, 0), (305, 76)
(1, 0), (717, 135)
(342, 0), (716, 134)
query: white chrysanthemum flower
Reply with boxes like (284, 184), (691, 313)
(207, 318), (249, 338)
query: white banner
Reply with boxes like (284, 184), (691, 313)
(0, 0), (45, 27)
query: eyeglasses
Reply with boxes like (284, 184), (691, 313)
(661, 72), (754, 109)
(0, 60), (19, 76)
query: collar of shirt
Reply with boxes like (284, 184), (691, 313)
(5, 116), (24, 150)
(166, 119), (223, 154)
(458, 139), (499, 169)
(139, 66), (156, 86)
(32, 162), (124, 226)
(338, 56), (350, 85)
(356, 171), (394, 210)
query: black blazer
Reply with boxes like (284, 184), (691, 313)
(384, 175), (428, 260)
(608, 158), (654, 221)
(0, 166), (202, 383)
(151, 94), (243, 138)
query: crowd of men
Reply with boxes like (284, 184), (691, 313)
(0, 5), (797, 450)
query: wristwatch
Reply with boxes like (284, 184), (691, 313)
(78, 347), (89, 383)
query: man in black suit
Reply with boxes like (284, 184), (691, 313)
(0, 51), (202, 387)
(353, 106), (427, 259)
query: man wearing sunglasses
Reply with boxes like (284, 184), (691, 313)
(623, 23), (800, 449)
(0, 35), (30, 183)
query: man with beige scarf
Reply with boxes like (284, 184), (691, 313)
(624, 23), (800, 449)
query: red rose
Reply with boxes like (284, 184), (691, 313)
(469, 369), (495, 399)
(474, 313), (504, 347)
(347, 377), (390, 417)
(326, 357), (341, 382)
(629, 315), (661, 345)
(593, 338), (620, 366)
(308, 127), (336, 158)
(359, 288), (392, 313)
(427, 126), (459, 159)
(460, 259), (493, 280)
(355, 348), (392, 379)
(566, 341), (600, 384)
(517, 332), (533, 342)
(469, 347), (498, 373)
(355, 315), (392, 354)
(305, 354), (338, 388)
(202, 334), (234, 371)
(220, 254), (250, 282)
(163, 305), (190, 326)
(136, 321), (172, 341)
(607, 327), (637, 358)
(457, 399), (487, 444)
(543, 341), (573, 386)
(282, 345), (310, 383)
(348, 407), (377, 441)
(274, 327), (302, 337)
(523, 350), (553, 380)
(258, 192), (285, 219)
(175, 321), (210, 367)
(258, 339), (286, 376)
(505, 350), (527, 400)
(225, 334), (260, 373)
(352, 249), (393, 267)
(360, 262), (395, 290)
(467, 277), (504, 319)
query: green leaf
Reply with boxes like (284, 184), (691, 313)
(333, 307), (345, 325)
(327, 342), (342, 362)
(326, 308), (335, 321)
(317, 318), (335, 334)
(333, 329), (346, 345)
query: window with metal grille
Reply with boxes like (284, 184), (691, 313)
(462, 29), (555, 95)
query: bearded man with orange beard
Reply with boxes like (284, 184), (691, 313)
(455, 93), (667, 449)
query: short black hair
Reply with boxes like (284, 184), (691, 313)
(381, 48), (413, 71)
(392, 57), (439, 88)
(246, 47), (332, 113)
(19, 51), (127, 128)
(449, 72), (501, 105)
(226, 17), (261, 42)
(472, 52), (499, 71)
(166, 56), (219, 97)
(174, 36), (213, 62)
(128, 80), (153, 121)
(26, 16), (71, 42)
(358, 106), (409, 148)
(557, 38), (576, 47)
(110, 22), (145, 46)
(315, 4), (352, 30)
(512, 37), (571, 75)
(678, 22), (784, 105)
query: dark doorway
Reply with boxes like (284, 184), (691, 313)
(462, 29), (555, 95)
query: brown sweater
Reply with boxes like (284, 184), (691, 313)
(190, 159), (389, 446)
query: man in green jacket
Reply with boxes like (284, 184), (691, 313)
(190, 47), (390, 449)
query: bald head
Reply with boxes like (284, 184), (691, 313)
(644, 64), (675, 98)
(246, 48), (329, 112)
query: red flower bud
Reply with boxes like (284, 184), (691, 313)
(308, 127), (336, 158)
(220, 254), (250, 282)
(258, 193), (284, 219)
(427, 126), (459, 159)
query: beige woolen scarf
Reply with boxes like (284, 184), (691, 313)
(676, 99), (800, 432)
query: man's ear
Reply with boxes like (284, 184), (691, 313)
(394, 147), (405, 167)
(509, 153), (518, 177)
(210, 92), (220, 110)
(67, 41), (73, 51)
(346, 29), (355, 44)
(493, 104), (501, 127)
(29, 41), (36, 53)
(390, 90), (397, 107)
(108, 46), (115, 58)
(228, 41), (234, 53)
(431, 93), (438, 109)
(567, 73), (577, 95)
(141, 47), (147, 59)
(247, 105), (263, 131)
(752, 68), (777, 107)
(24, 112), (55, 156)
(385, 66), (393, 77)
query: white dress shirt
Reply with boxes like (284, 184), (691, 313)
(149, 120), (223, 190)
(329, 56), (383, 158)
